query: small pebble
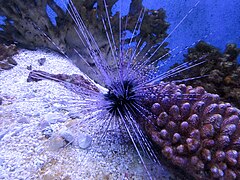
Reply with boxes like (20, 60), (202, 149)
(42, 127), (53, 138)
(0, 157), (4, 166)
(17, 117), (30, 124)
(68, 112), (81, 119)
(39, 120), (50, 130)
(57, 118), (67, 123)
(65, 119), (77, 128)
(44, 112), (62, 124)
(60, 130), (74, 143)
(48, 136), (66, 151)
(38, 58), (46, 66)
(27, 65), (32, 70)
(34, 158), (46, 170)
(9, 166), (16, 172)
(25, 111), (40, 117)
(73, 133), (92, 149)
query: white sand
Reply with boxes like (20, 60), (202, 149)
(0, 49), (170, 180)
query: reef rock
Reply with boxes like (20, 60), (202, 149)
(0, 44), (18, 70)
(171, 41), (240, 109)
(27, 70), (99, 93)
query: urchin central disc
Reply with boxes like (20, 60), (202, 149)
(104, 80), (136, 116)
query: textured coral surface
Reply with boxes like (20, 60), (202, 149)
(142, 82), (240, 179)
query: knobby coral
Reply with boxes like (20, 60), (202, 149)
(142, 83), (240, 179)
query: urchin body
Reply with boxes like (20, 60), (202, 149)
(104, 80), (139, 117)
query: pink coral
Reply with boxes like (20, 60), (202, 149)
(142, 83), (240, 179)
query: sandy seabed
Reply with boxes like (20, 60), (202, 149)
(0, 49), (171, 180)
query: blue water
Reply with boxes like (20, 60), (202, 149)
(113, 0), (240, 69)
(143, 0), (240, 50)
(142, 0), (240, 67)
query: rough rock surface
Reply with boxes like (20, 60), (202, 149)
(27, 70), (100, 93)
(0, 44), (18, 70)
(170, 41), (240, 109)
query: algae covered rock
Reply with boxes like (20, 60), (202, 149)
(170, 41), (240, 108)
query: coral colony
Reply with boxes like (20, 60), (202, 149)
(1, 0), (240, 179)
